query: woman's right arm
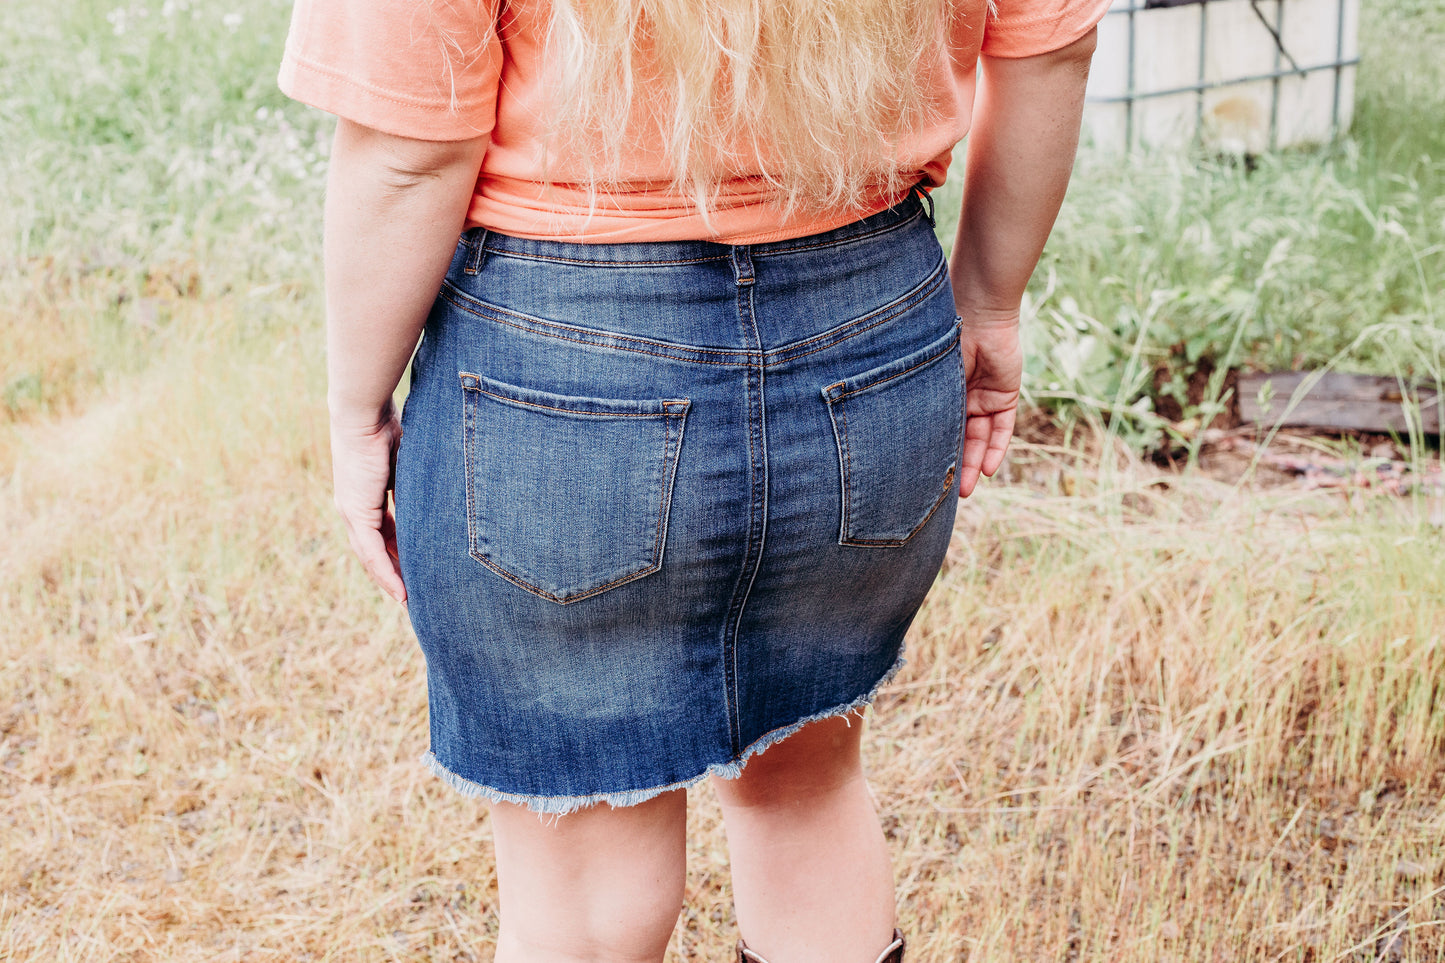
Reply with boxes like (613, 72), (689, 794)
(949, 26), (1098, 496)
(325, 119), (487, 602)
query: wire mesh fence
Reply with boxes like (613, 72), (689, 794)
(1084, 0), (1360, 153)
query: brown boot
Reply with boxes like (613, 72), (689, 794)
(736, 929), (905, 963)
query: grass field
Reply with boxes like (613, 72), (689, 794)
(2, 0), (1444, 960)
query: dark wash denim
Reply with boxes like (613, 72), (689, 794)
(394, 196), (963, 814)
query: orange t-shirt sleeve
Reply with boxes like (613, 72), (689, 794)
(981, 0), (1112, 59)
(278, 0), (503, 141)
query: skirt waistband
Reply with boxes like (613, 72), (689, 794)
(461, 193), (930, 267)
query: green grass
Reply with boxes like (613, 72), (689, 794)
(0, 0), (326, 423)
(1, 0), (322, 262)
(4, 0), (1442, 440)
(932, 0), (1445, 453)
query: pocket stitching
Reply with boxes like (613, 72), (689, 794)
(822, 325), (961, 548)
(837, 465), (955, 548)
(475, 387), (674, 417)
(829, 399), (854, 544)
(460, 374), (689, 605)
(464, 371), (684, 416)
(470, 548), (660, 606)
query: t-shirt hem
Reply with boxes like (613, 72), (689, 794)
(982, 0), (1111, 58)
(463, 193), (911, 246)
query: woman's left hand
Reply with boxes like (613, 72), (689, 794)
(957, 314), (1022, 498)
(949, 28), (1097, 497)
(330, 403), (406, 604)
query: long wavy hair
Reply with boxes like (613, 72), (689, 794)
(543, 0), (953, 216)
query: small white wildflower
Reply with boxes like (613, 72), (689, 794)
(255, 106), (270, 121)
(106, 7), (127, 36)
(222, 12), (243, 31)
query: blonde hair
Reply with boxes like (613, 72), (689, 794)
(544, 0), (952, 216)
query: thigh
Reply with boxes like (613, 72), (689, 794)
(490, 790), (688, 957)
(710, 713), (865, 810)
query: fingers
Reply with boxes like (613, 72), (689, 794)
(330, 414), (408, 605)
(380, 503), (400, 563)
(958, 464), (982, 499)
(957, 409), (1017, 499)
(958, 415), (991, 497)
(959, 427), (988, 498)
(345, 510), (407, 605)
(980, 407), (1016, 477)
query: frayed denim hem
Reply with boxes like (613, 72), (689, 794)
(421, 654), (907, 816)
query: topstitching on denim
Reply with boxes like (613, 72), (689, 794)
(821, 322), (963, 547)
(761, 257), (949, 367)
(458, 371), (692, 605)
(436, 252), (948, 370)
(719, 243), (769, 756)
(476, 249), (731, 268)
(438, 284), (757, 365)
(821, 323), (961, 402)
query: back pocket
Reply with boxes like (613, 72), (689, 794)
(821, 324), (962, 547)
(460, 372), (690, 604)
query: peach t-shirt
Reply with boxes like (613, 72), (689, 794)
(279, 0), (1109, 244)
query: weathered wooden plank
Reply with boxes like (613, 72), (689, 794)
(1238, 371), (1442, 433)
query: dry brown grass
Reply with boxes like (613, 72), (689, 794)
(3, 269), (1445, 962)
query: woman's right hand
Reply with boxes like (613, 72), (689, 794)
(320, 121), (488, 607)
(330, 402), (407, 604)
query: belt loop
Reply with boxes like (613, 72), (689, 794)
(730, 246), (755, 286)
(911, 182), (936, 228)
(464, 228), (489, 275)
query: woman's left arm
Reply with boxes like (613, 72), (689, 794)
(324, 119), (488, 603)
(949, 27), (1098, 496)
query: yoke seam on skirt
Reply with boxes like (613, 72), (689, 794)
(438, 285), (752, 363)
(435, 255), (946, 369)
(766, 259), (948, 365)
(420, 654), (907, 816)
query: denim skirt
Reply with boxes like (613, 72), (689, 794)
(394, 196), (963, 814)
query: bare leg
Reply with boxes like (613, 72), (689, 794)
(490, 789), (687, 963)
(711, 713), (896, 963)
